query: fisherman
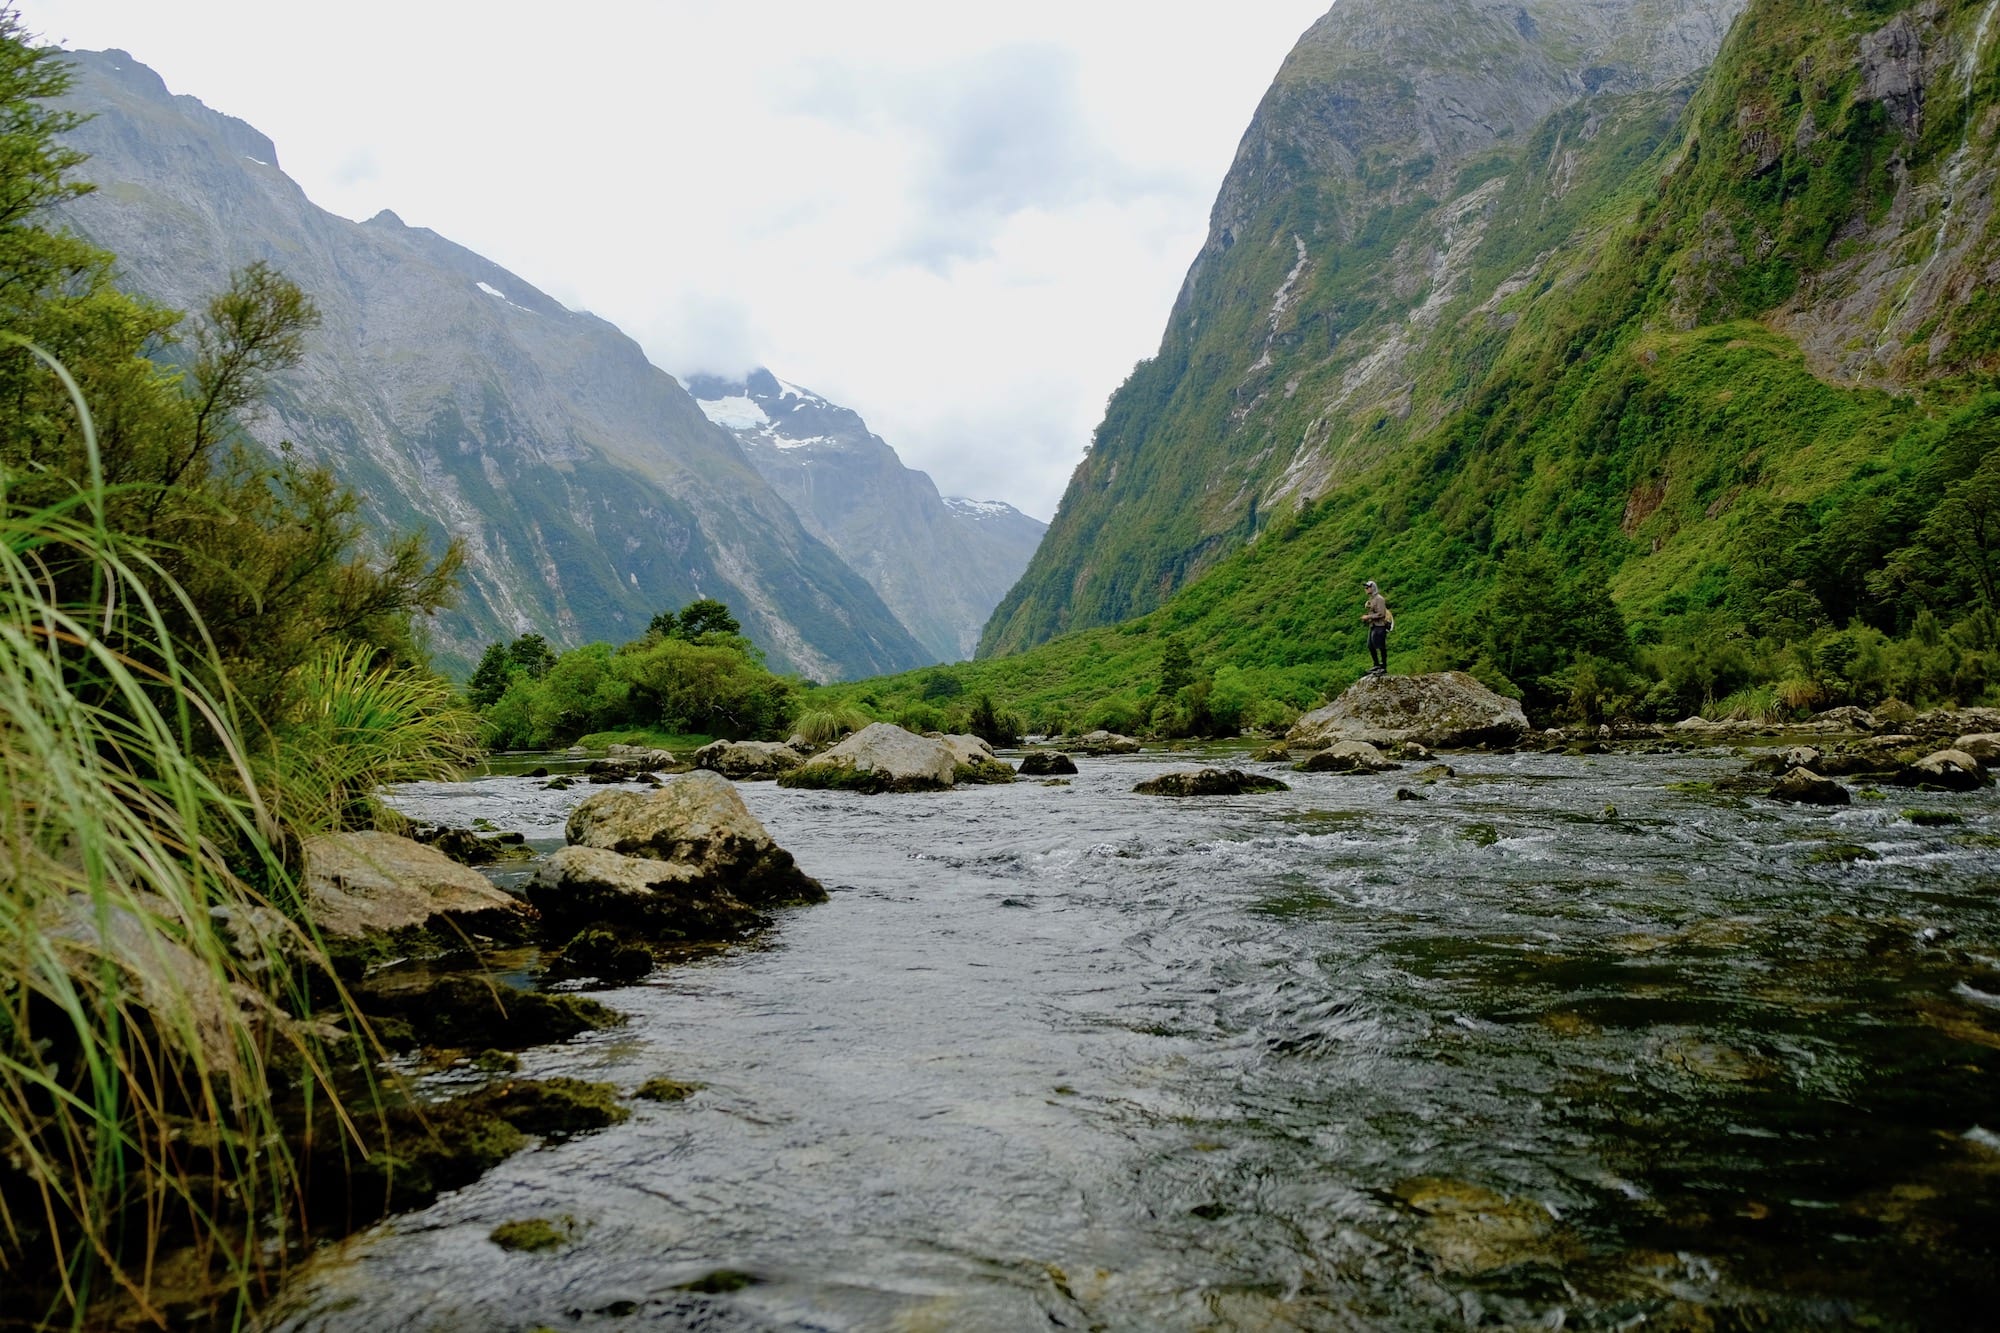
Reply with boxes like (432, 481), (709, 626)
(1361, 579), (1392, 676)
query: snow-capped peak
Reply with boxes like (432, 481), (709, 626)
(945, 496), (1016, 520)
(697, 394), (771, 431)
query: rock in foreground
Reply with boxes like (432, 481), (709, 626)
(1289, 672), (1528, 750)
(1133, 768), (1290, 797)
(779, 722), (958, 792)
(303, 831), (533, 947)
(531, 772), (823, 940)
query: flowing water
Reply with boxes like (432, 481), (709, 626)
(271, 746), (2000, 1331)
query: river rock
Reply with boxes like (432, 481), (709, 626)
(1893, 748), (1988, 791)
(1288, 672), (1528, 751)
(1955, 732), (2000, 765)
(778, 722), (958, 792)
(302, 831), (533, 945)
(606, 743), (678, 768)
(1070, 729), (1142, 755)
(1295, 740), (1398, 774)
(1769, 767), (1850, 805)
(1811, 705), (1878, 731)
(561, 771), (825, 908)
(528, 846), (768, 940)
(1018, 751), (1078, 776)
(1133, 768), (1290, 796)
(693, 739), (804, 780)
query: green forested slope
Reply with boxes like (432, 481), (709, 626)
(864, 0), (2000, 729)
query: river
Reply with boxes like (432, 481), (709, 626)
(269, 745), (2000, 1331)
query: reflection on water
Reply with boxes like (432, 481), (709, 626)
(271, 747), (2000, 1331)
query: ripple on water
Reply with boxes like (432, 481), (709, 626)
(270, 749), (2000, 1331)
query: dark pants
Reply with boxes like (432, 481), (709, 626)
(1368, 623), (1389, 672)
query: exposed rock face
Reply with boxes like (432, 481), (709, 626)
(1894, 748), (1988, 791)
(1070, 730), (1143, 755)
(54, 51), (929, 680)
(689, 370), (1047, 662)
(1018, 751), (1079, 776)
(1955, 732), (2000, 765)
(693, 739), (805, 781)
(779, 722), (959, 793)
(1770, 767), (1850, 805)
(528, 846), (767, 940)
(560, 772), (825, 907)
(302, 831), (532, 943)
(1134, 769), (1291, 796)
(1290, 672), (1529, 749)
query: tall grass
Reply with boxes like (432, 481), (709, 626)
(0, 342), (358, 1327)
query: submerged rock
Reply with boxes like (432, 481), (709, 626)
(1288, 672), (1527, 750)
(1770, 767), (1850, 805)
(1070, 729), (1142, 755)
(1294, 740), (1398, 774)
(1018, 751), (1079, 776)
(358, 975), (623, 1050)
(693, 738), (804, 780)
(1894, 748), (1989, 791)
(1133, 768), (1290, 797)
(779, 722), (958, 792)
(303, 831), (532, 947)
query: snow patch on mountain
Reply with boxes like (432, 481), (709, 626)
(945, 497), (1018, 520)
(697, 394), (771, 431)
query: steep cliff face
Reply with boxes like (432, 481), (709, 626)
(53, 51), (929, 680)
(981, 0), (1747, 655)
(688, 370), (1045, 662)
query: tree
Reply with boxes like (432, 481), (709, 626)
(506, 633), (558, 678)
(1158, 637), (1194, 696)
(674, 597), (741, 639)
(466, 642), (514, 707)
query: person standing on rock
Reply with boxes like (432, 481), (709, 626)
(1362, 580), (1392, 676)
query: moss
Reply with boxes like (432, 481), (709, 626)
(777, 763), (950, 794)
(635, 1076), (704, 1103)
(550, 927), (655, 983)
(490, 1216), (575, 1253)
(1903, 809), (1963, 827)
(359, 976), (624, 1050)
(953, 758), (1018, 784)
(462, 1077), (630, 1138)
(470, 1049), (520, 1073)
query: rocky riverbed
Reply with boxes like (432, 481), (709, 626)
(268, 738), (2000, 1332)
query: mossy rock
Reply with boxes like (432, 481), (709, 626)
(1133, 768), (1289, 796)
(462, 1077), (630, 1138)
(1806, 842), (1879, 865)
(954, 758), (1018, 784)
(674, 1269), (759, 1294)
(550, 926), (655, 983)
(490, 1215), (576, 1253)
(1904, 809), (1963, 827)
(636, 1076), (705, 1102)
(359, 976), (625, 1050)
(777, 765), (950, 794)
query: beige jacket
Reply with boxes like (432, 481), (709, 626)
(1364, 591), (1392, 627)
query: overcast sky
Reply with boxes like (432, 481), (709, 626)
(17, 0), (1329, 519)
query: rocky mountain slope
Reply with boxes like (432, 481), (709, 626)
(52, 50), (929, 680)
(981, 0), (1749, 654)
(687, 369), (1046, 661)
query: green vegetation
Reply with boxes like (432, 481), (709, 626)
(490, 1216), (576, 1253)
(0, 15), (479, 1321)
(472, 598), (799, 749)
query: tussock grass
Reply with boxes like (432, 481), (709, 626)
(791, 706), (869, 748)
(0, 342), (363, 1325)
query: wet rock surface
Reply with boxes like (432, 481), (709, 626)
(1294, 740), (1399, 774)
(1289, 671), (1529, 750)
(1132, 768), (1290, 796)
(779, 722), (959, 792)
(1069, 729), (1143, 754)
(1018, 751), (1079, 776)
(1770, 766), (1850, 805)
(302, 831), (533, 951)
(693, 739), (804, 781)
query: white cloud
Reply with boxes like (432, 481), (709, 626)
(17, 0), (1330, 520)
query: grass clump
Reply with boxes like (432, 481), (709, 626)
(792, 705), (870, 747)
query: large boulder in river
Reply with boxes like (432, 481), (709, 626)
(529, 846), (769, 941)
(1294, 740), (1398, 774)
(303, 831), (533, 947)
(1892, 748), (1988, 791)
(1018, 751), (1078, 776)
(1769, 767), (1849, 805)
(778, 723), (957, 793)
(1070, 729), (1142, 754)
(939, 733), (1016, 783)
(1955, 732), (2000, 765)
(693, 739), (804, 780)
(559, 771), (824, 910)
(1289, 672), (1528, 750)
(1134, 768), (1290, 796)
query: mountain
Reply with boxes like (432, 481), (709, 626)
(50, 50), (930, 681)
(686, 369), (1046, 661)
(938, 0), (2000, 719)
(981, 0), (1749, 655)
